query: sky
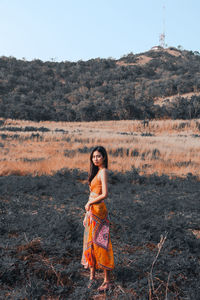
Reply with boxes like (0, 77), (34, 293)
(0, 0), (200, 62)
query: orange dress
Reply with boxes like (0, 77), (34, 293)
(81, 171), (114, 270)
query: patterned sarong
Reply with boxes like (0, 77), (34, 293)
(81, 202), (114, 270)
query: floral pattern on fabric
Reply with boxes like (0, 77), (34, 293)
(94, 220), (109, 250)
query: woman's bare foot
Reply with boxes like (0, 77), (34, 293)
(97, 281), (112, 292)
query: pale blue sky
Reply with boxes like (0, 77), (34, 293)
(0, 0), (199, 62)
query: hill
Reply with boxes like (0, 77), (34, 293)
(0, 47), (200, 121)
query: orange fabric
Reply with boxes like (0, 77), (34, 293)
(81, 172), (114, 270)
(90, 172), (102, 195)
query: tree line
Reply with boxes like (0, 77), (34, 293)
(0, 47), (200, 121)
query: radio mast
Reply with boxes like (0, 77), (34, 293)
(159, 5), (166, 48)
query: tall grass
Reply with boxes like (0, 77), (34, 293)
(1, 118), (200, 178)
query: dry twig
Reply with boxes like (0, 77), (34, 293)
(148, 233), (168, 298)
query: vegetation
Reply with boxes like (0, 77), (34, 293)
(0, 47), (200, 121)
(1, 169), (200, 299)
(1, 46), (200, 298)
(1, 118), (200, 179)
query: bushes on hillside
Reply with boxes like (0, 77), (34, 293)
(1, 49), (200, 121)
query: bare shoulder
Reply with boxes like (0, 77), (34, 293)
(99, 168), (108, 174)
(99, 168), (108, 179)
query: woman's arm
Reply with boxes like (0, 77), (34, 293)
(85, 169), (108, 211)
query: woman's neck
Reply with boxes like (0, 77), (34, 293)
(98, 165), (105, 170)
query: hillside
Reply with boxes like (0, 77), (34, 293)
(0, 47), (200, 121)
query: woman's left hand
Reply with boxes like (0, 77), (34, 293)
(85, 202), (90, 211)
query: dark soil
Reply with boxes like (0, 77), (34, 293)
(0, 169), (200, 299)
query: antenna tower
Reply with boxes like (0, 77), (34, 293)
(159, 5), (166, 48)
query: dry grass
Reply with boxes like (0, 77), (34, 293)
(116, 55), (152, 66)
(0, 118), (200, 178)
(154, 91), (200, 106)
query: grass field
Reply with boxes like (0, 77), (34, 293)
(0, 118), (200, 179)
(1, 169), (200, 299)
(1, 118), (200, 298)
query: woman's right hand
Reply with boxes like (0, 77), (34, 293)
(85, 202), (90, 211)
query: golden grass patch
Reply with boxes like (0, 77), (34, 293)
(0, 118), (200, 178)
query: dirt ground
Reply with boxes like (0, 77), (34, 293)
(0, 169), (200, 299)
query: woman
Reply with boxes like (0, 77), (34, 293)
(81, 146), (114, 291)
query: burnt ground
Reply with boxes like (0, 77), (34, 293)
(0, 169), (200, 299)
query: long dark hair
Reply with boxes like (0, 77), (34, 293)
(88, 146), (108, 184)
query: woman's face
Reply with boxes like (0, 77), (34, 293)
(92, 150), (104, 167)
